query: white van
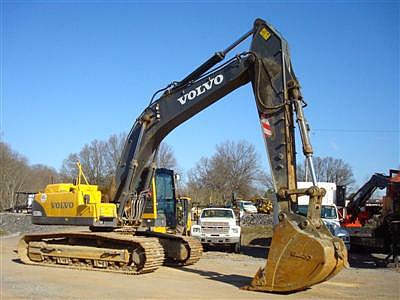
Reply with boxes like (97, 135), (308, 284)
(237, 200), (258, 214)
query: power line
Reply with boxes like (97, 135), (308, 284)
(312, 129), (399, 133)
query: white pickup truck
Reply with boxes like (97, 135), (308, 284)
(190, 207), (241, 253)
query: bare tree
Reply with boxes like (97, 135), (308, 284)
(60, 139), (109, 187)
(59, 153), (80, 182)
(0, 143), (59, 210)
(60, 133), (127, 189)
(104, 133), (126, 176)
(256, 171), (274, 192)
(25, 164), (59, 192)
(187, 157), (215, 205)
(297, 156), (355, 189)
(157, 142), (177, 169)
(0, 143), (29, 210)
(187, 140), (268, 206)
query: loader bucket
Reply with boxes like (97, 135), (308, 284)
(243, 213), (348, 293)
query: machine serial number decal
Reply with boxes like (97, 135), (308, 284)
(260, 28), (271, 41)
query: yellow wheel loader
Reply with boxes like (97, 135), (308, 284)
(18, 18), (347, 292)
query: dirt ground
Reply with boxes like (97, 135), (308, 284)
(1, 232), (399, 300)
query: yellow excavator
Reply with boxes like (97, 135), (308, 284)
(30, 162), (191, 234)
(18, 18), (347, 293)
(24, 163), (198, 270)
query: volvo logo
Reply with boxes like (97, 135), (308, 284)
(177, 74), (224, 105)
(51, 202), (74, 209)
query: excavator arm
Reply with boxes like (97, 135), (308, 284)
(110, 18), (348, 292)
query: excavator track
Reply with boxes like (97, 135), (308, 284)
(177, 236), (203, 266)
(136, 231), (203, 266)
(17, 231), (165, 275)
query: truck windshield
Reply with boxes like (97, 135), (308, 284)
(320, 206), (337, 219)
(297, 205), (337, 219)
(201, 209), (233, 218)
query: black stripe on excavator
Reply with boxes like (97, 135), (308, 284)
(32, 216), (117, 227)
(31, 216), (94, 226)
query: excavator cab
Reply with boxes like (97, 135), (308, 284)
(142, 168), (191, 235)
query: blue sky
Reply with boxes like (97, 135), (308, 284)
(2, 1), (399, 186)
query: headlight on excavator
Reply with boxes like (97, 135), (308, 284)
(32, 211), (42, 217)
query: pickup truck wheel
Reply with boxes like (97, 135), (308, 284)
(234, 242), (241, 253)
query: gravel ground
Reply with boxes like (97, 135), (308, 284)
(1, 213), (399, 299)
(240, 213), (273, 227)
(0, 213), (85, 236)
(0, 213), (46, 235)
(2, 234), (399, 299)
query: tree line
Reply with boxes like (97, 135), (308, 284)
(0, 134), (179, 210)
(0, 135), (355, 210)
(0, 142), (59, 211)
(186, 140), (272, 206)
(59, 133), (126, 187)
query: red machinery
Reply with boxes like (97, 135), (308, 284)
(342, 170), (400, 251)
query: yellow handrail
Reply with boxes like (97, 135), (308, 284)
(76, 161), (89, 185)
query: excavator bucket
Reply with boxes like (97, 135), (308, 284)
(243, 188), (348, 293)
